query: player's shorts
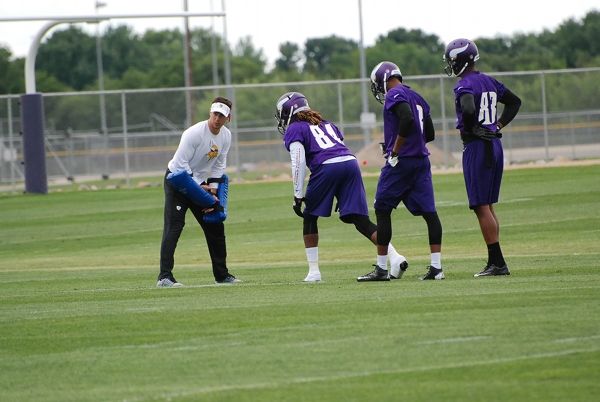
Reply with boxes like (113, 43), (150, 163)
(374, 156), (436, 215)
(304, 159), (369, 218)
(462, 138), (504, 209)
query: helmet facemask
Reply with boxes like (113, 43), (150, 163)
(370, 61), (402, 104)
(443, 39), (480, 77)
(275, 92), (310, 135)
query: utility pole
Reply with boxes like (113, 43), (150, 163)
(183, 0), (194, 126)
(95, 0), (109, 179)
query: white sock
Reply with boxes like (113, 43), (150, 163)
(430, 252), (441, 269)
(305, 247), (319, 273)
(387, 243), (400, 263)
(376, 255), (388, 270)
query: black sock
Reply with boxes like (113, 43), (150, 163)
(487, 242), (506, 267)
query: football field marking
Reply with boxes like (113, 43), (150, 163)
(417, 336), (491, 344)
(123, 346), (600, 402)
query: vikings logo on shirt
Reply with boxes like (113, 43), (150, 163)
(207, 144), (219, 160)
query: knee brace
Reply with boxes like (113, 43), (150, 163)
(339, 214), (377, 240)
(375, 209), (393, 246)
(303, 214), (318, 236)
(423, 212), (442, 245)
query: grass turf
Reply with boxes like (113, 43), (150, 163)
(0, 165), (599, 402)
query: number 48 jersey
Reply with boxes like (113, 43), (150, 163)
(453, 70), (507, 134)
(283, 120), (353, 172)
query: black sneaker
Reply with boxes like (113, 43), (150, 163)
(390, 260), (409, 280)
(357, 265), (390, 282)
(215, 274), (242, 284)
(420, 266), (445, 280)
(474, 264), (510, 277)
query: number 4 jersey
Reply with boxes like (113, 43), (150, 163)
(283, 120), (353, 172)
(382, 84), (432, 158)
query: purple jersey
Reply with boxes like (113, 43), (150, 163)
(453, 71), (507, 134)
(382, 85), (431, 158)
(283, 120), (353, 171)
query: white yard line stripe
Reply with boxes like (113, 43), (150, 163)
(123, 347), (600, 402)
(553, 334), (600, 343)
(417, 336), (491, 344)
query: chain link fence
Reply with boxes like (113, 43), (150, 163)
(1, 67), (599, 190)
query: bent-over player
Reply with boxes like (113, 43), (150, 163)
(276, 92), (407, 282)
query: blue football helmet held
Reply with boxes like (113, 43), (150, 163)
(275, 92), (310, 135)
(369, 61), (403, 104)
(443, 38), (480, 77)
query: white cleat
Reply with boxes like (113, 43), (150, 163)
(390, 255), (408, 279)
(303, 272), (321, 282)
(156, 278), (184, 288)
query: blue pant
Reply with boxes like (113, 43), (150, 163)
(462, 139), (503, 209)
(374, 157), (436, 215)
(304, 159), (369, 218)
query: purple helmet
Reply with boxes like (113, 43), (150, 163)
(443, 38), (480, 77)
(275, 92), (310, 134)
(369, 61), (402, 104)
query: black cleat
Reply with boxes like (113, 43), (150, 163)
(390, 260), (409, 280)
(420, 266), (445, 280)
(357, 265), (390, 282)
(474, 264), (510, 277)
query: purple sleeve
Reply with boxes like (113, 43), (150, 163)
(384, 87), (409, 113)
(491, 76), (507, 99)
(454, 79), (473, 98)
(283, 124), (306, 151)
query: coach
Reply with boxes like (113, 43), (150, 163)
(157, 97), (240, 287)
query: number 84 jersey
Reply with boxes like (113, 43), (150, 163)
(283, 120), (353, 172)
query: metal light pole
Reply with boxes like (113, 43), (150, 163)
(220, 0), (238, 178)
(357, 0), (373, 147)
(182, 0), (194, 127)
(95, 1), (109, 180)
(210, 0), (219, 92)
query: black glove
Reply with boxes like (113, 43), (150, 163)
(292, 197), (305, 218)
(471, 126), (502, 141)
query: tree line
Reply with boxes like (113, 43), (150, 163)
(0, 10), (598, 95)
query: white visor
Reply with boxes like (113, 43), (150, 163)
(210, 102), (231, 117)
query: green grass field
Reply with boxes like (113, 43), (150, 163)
(1, 164), (599, 402)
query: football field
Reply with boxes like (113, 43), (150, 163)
(1, 164), (599, 402)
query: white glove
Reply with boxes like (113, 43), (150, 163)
(387, 153), (399, 167)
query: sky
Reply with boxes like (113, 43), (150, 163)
(0, 0), (598, 68)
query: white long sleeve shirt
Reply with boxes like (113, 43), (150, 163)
(168, 120), (231, 189)
(289, 141), (307, 199)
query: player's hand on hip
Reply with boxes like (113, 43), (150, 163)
(387, 152), (399, 167)
(293, 197), (305, 218)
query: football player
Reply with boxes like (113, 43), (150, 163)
(276, 92), (407, 282)
(364, 61), (445, 281)
(443, 38), (521, 277)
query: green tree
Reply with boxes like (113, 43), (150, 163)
(303, 36), (357, 77)
(37, 25), (97, 91)
(274, 42), (302, 72)
(101, 25), (150, 80)
(0, 47), (24, 94)
(383, 27), (444, 54)
(231, 36), (268, 83)
(553, 10), (600, 67)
